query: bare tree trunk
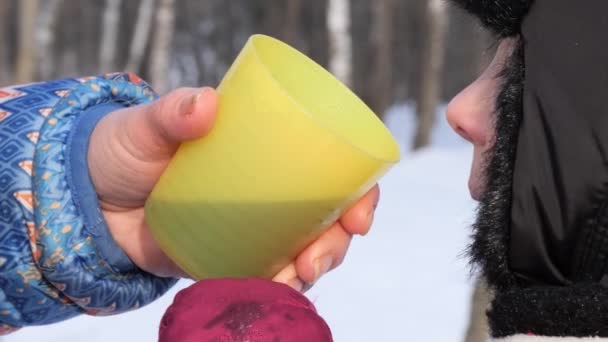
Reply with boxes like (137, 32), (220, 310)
(284, 0), (302, 45)
(16, 0), (39, 84)
(300, 0), (329, 67)
(183, 0), (219, 87)
(150, 0), (175, 94)
(327, 0), (352, 87)
(0, 0), (10, 85)
(413, 0), (449, 150)
(99, 0), (122, 72)
(75, 0), (104, 75)
(258, 0), (284, 38)
(349, 1), (372, 103)
(463, 278), (491, 342)
(392, 0), (423, 103)
(36, 0), (64, 80)
(368, 0), (394, 120)
(126, 0), (156, 74)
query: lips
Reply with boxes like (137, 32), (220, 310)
(159, 278), (333, 342)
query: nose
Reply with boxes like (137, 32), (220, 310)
(445, 78), (493, 147)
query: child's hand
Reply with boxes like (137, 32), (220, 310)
(88, 87), (379, 289)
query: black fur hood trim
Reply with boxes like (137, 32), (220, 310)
(467, 38), (524, 291)
(447, 0), (534, 37)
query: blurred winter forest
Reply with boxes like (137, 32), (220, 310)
(0, 0), (493, 150)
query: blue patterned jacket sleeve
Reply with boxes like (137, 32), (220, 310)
(0, 73), (177, 334)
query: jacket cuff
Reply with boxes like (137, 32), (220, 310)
(489, 283), (608, 338)
(495, 336), (608, 341)
(32, 73), (177, 316)
(66, 101), (135, 273)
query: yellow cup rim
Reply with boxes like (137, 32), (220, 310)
(248, 34), (401, 164)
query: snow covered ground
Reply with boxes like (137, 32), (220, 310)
(5, 104), (479, 341)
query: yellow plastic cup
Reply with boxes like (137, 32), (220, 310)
(144, 34), (400, 280)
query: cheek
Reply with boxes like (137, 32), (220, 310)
(469, 147), (483, 200)
(469, 134), (495, 200)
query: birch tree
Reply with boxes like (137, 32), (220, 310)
(150, 0), (176, 94)
(0, 0), (10, 85)
(16, 0), (39, 84)
(299, 0), (329, 67)
(463, 278), (491, 342)
(284, 0), (302, 45)
(368, 0), (394, 120)
(99, 0), (122, 72)
(413, 0), (449, 149)
(36, 0), (64, 80)
(327, 0), (352, 87)
(126, 0), (156, 74)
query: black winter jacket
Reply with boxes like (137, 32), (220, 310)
(450, 0), (608, 340)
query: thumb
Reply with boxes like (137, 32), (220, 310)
(124, 87), (218, 162)
(88, 87), (218, 208)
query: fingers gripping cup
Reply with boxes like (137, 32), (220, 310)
(144, 34), (400, 280)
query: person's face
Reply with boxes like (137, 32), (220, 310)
(446, 39), (516, 201)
